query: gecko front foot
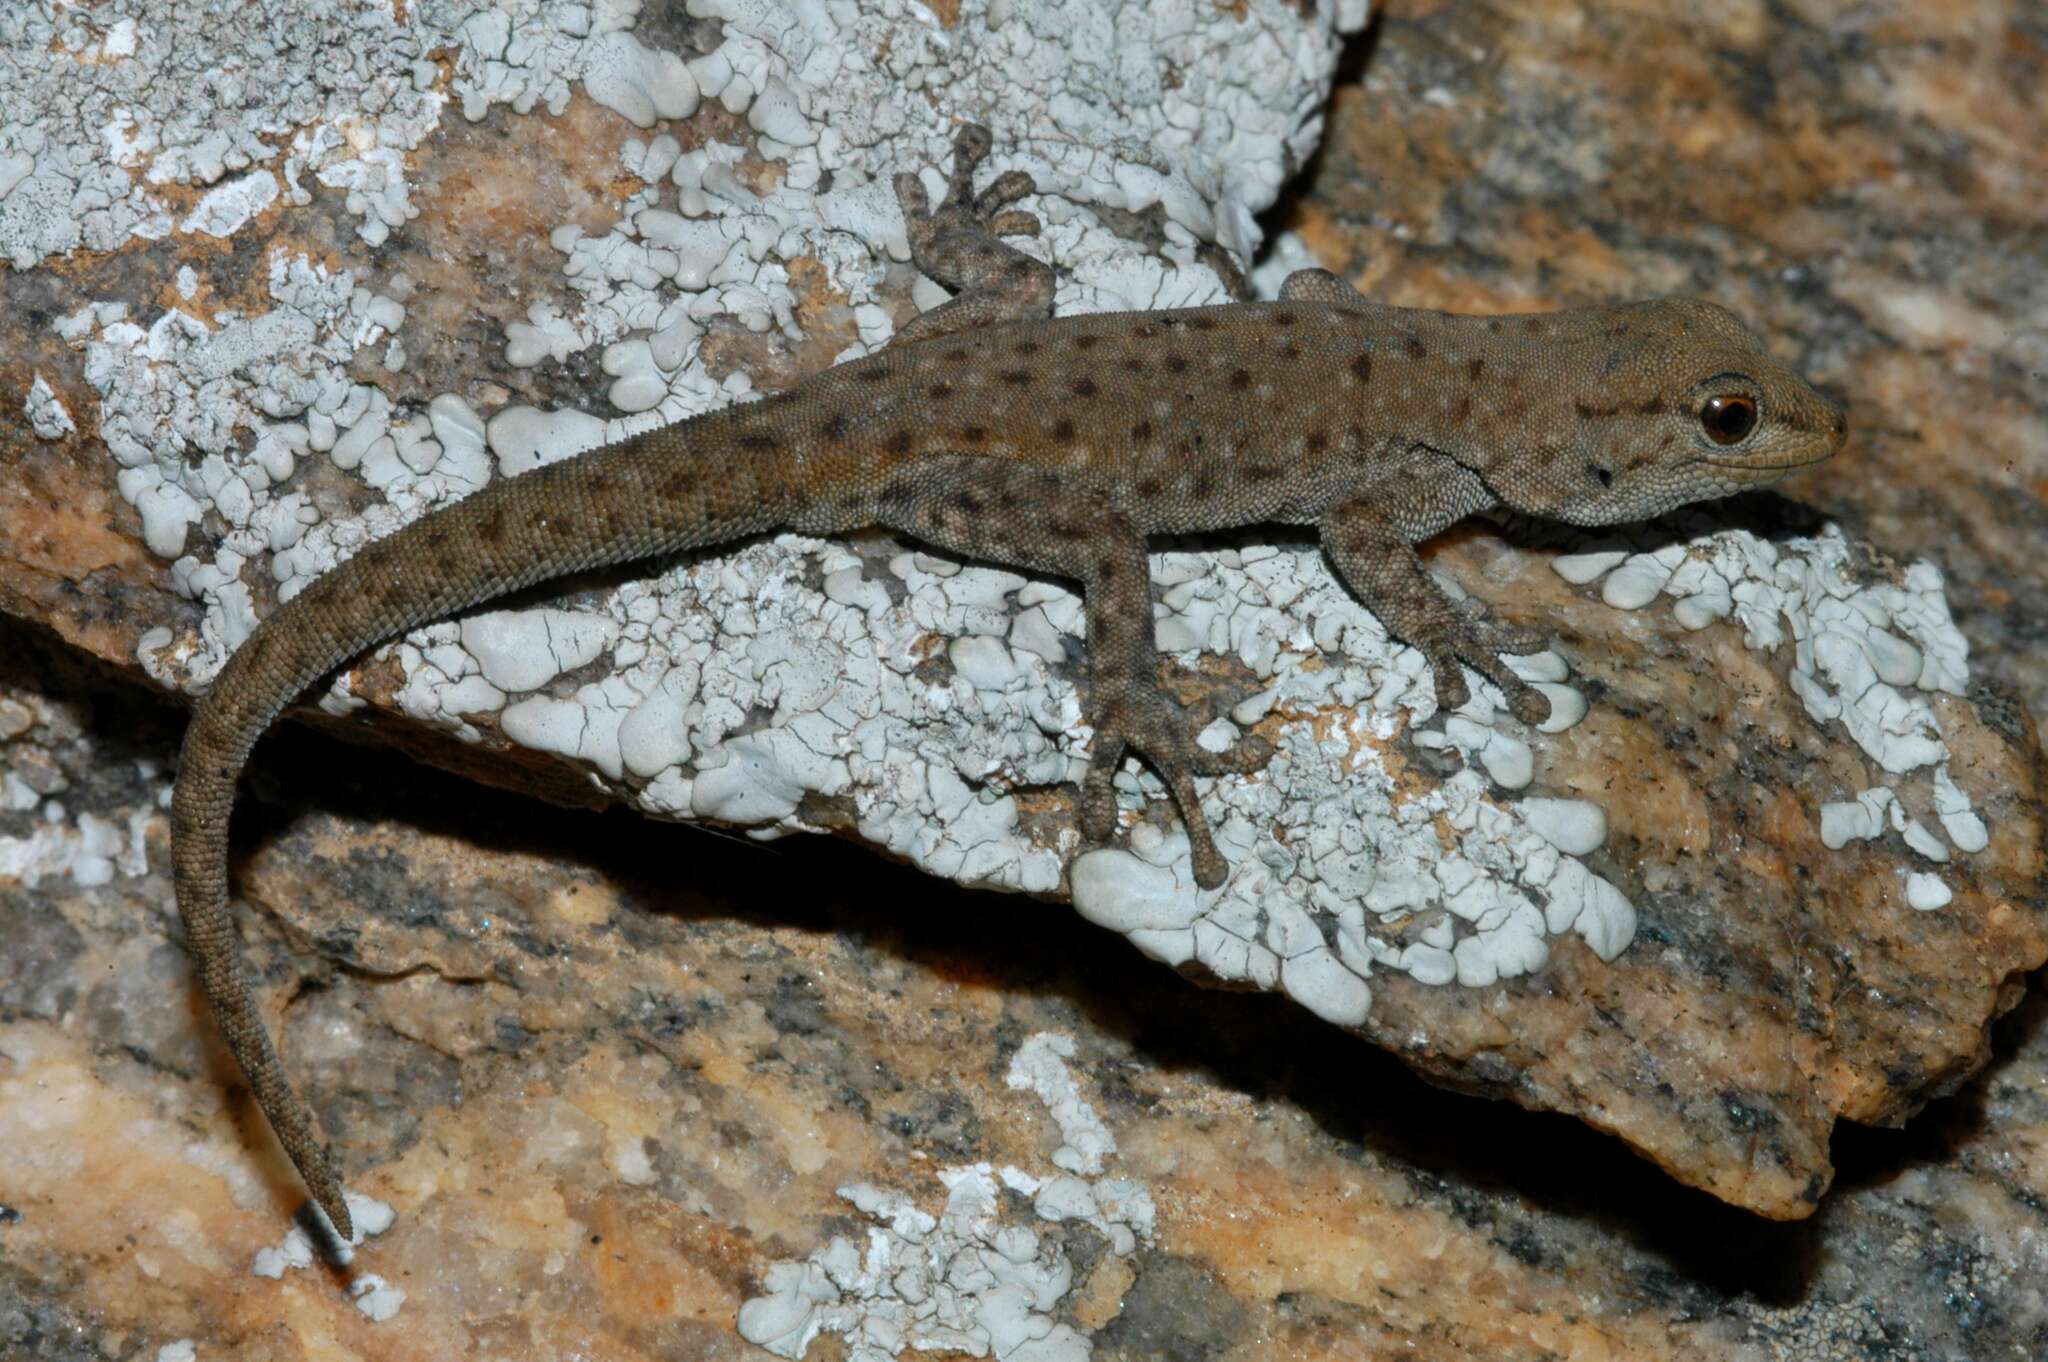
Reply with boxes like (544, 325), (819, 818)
(1419, 616), (1553, 727)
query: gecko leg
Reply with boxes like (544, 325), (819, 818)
(881, 456), (1251, 888)
(891, 124), (1056, 345)
(1320, 456), (1553, 726)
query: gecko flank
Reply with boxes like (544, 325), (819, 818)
(170, 125), (1846, 1239)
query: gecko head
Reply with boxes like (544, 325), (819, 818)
(1507, 299), (1846, 527)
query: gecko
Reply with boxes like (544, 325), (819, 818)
(168, 124), (1846, 1241)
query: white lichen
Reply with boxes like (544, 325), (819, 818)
(737, 1032), (1152, 1362)
(1557, 522), (1986, 913)
(250, 1190), (399, 1314)
(25, 373), (75, 439)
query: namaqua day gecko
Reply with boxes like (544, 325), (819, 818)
(170, 125), (1846, 1238)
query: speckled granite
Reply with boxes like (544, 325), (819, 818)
(3, 622), (2047, 1359)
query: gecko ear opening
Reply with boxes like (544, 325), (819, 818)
(1587, 464), (1614, 489)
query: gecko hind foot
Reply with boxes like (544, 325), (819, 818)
(894, 123), (1045, 258)
(888, 124), (1055, 348)
(1079, 693), (1260, 890)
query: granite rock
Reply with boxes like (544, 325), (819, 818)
(3, 0), (2048, 1355)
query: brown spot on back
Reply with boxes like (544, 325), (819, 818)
(1072, 378), (1098, 398)
(1269, 310), (1297, 326)
(1574, 400), (1619, 419)
(1404, 336), (1427, 358)
(1350, 353), (1373, 383)
(480, 509), (508, 542)
(999, 369), (1033, 385)
(929, 381), (955, 400)
(1636, 397), (1666, 415)
(1466, 358), (1484, 382)
(1074, 334), (1101, 350)
(1052, 419), (1076, 441)
(961, 426), (988, 443)
(1228, 368), (1252, 390)
(821, 412), (850, 441)
(887, 429), (913, 454)
(1123, 357), (1145, 373)
(1164, 355), (1188, 373)
(855, 366), (893, 382)
(1449, 394), (1472, 423)
(1305, 431), (1329, 454)
(1131, 420), (1153, 441)
(1013, 340), (1042, 356)
(737, 432), (779, 450)
(1136, 476), (1164, 496)
(1244, 464), (1283, 483)
(1190, 314), (1221, 331)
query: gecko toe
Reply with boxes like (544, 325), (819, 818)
(1081, 700), (1233, 888)
(1078, 743), (1123, 843)
(1190, 735), (1271, 777)
(988, 210), (1042, 239)
(1483, 622), (1548, 657)
(1189, 837), (1227, 890)
(976, 169), (1036, 214)
(893, 171), (932, 220)
(1507, 684), (1552, 727)
(1431, 660), (1472, 714)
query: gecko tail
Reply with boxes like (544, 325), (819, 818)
(171, 421), (795, 1240)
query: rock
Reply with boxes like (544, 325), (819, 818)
(3, 0), (2048, 1354)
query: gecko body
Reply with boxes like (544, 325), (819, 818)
(169, 127), (1846, 1239)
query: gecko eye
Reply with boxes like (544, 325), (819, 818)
(1700, 393), (1758, 445)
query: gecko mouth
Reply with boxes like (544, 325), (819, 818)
(1695, 452), (1835, 472)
